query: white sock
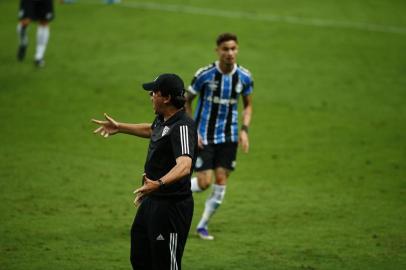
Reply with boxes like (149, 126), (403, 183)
(17, 23), (28, 46)
(190, 177), (203, 192)
(197, 184), (226, 229)
(35, 25), (50, 60)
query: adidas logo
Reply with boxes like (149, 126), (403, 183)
(156, 234), (165, 241)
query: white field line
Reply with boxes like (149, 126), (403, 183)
(117, 1), (406, 35)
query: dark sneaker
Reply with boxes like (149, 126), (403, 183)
(17, 45), (27, 61)
(196, 227), (214, 240)
(34, 59), (45, 68)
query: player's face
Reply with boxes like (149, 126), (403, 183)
(216, 40), (239, 66)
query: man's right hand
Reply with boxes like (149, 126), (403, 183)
(91, 113), (119, 138)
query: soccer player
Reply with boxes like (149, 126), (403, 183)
(17, 0), (55, 67)
(92, 74), (197, 270)
(186, 32), (254, 240)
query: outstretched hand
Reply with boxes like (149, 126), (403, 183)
(91, 113), (119, 138)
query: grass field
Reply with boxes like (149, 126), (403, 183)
(1, 0), (406, 269)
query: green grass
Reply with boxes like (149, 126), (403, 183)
(1, 0), (405, 269)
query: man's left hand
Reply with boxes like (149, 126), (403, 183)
(239, 131), (249, 153)
(133, 176), (160, 207)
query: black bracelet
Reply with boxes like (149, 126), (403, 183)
(157, 179), (165, 189)
(241, 124), (249, 133)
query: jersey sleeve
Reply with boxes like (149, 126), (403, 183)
(170, 122), (196, 160)
(242, 76), (254, 96)
(188, 74), (204, 95)
(188, 65), (213, 95)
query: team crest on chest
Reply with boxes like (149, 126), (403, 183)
(162, 126), (170, 137)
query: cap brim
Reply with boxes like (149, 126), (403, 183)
(142, 81), (157, 91)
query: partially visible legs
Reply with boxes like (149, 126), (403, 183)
(34, 20), (50, 67)
(191, 169), (213, 192)
(17, 0), (32, 61)
(193, 142), (238, 240)
(196, 167), (229, 240)
(17, 0), (54, 67)
(17, 18), (30, 61)
(33, 0), (54, 67)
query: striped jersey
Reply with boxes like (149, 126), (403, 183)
(188, 61), (254, 144)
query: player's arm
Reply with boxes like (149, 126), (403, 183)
(92, 113), (151, 138)
(185, 92), (196, 117)
(241, 94), (252, 128)
(239, 94), (252, 153)
(186, 72), (203, 118)
(185, 92), (205, 148)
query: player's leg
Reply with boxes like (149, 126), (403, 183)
(191, 170), (212, 192)
(34, 20), (50, 67)
(196, 167), (229, 240)
(17, 19), (30, 61)
(190, 144), (214, 192)
(17, 0), (32, 61)
(196, 142), (237, 240)
(34, 0), (54, 67)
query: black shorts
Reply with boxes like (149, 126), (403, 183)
(18, 0), (55, 21)
(130, 195), (194, 270)
(195, 142), (238, 171)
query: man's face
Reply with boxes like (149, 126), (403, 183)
(216, 40), (238, 66)
(150, 91), (165, 115)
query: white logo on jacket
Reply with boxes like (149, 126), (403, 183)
(162, 126), (170, 137)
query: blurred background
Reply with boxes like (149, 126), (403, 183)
(0, 0), (405, 269)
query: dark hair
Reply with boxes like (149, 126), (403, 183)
(216, 32), (238, 46)
(171, 95), (186, 109)
(159, 90), (186, 109)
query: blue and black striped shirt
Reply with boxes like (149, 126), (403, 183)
(188, 61), (254, 145)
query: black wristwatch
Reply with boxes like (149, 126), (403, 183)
(241, 124), (249, 133)
(157, 179), (165, 189)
